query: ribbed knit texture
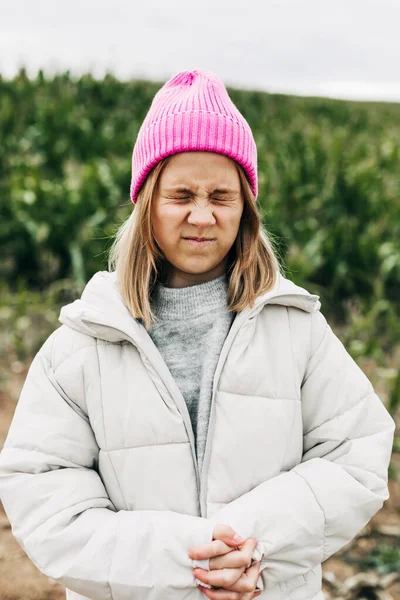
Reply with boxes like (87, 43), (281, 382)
(147, 273), (236, 476)
(130, 68), (258, 203)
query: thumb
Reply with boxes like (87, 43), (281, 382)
(213, 523), (246, 547)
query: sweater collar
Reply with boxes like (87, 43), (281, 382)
(58, 269), (321, 346)
(151, 273), (229, 321)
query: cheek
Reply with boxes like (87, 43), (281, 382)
(153, 210), (181, 247)
(155, 227), (174, 251)
(219, 212), (242, 241)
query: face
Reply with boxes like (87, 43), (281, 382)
(151, 151), (244, 288)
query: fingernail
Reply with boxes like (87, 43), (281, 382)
(233, 534), (244, 542)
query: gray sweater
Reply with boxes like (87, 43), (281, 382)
(148, 273), (236, 477)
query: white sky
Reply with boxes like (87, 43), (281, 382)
(1, 0), (400, 102)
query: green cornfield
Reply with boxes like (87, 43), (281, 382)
(1, 68), (400, 373)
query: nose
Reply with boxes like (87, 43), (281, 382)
(187, 203), (216, 228)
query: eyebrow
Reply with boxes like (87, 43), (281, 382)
(165, 186), (239, 195)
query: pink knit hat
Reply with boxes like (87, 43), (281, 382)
(130, 69), (258, 204)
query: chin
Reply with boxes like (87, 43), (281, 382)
(185, 257), (221, 270)
(179, 265), (213, 275)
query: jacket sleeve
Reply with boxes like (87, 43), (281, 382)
(207, 309), (396, 592)
(0, 330), (214, 600)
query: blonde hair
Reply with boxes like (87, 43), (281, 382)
(108, 155), (283, 330)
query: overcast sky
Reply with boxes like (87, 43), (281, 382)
(1, 0), (400, 102)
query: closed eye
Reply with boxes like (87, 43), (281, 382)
(170, 196), (229, 204)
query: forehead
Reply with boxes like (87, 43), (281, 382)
(159, 151), (240, 191)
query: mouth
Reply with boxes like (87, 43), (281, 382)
(183, 237), (215, 242)
(182, 237), (216, 247)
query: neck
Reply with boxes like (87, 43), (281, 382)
(162, 259), (229, 288)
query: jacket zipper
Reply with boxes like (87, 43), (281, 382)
(82, 292), (319, 518)
(198, 292), (319, 517)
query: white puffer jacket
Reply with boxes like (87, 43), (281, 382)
(0, 270), (395, 600)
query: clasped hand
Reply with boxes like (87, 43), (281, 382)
(188, 523), (262, 599)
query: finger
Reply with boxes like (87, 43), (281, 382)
(210, 538), (258, 571)
(197, 585), (241, 600)
(222, 561), (262, 594)
(194, 566), (244, 589)
(244, 590), (262, 600)
(249, 590), (263, 599)
(212, 523), (246, 548)
(250, 559), (262, 586)
(243, 587), (262, 600)
(189, 538), (233, 561)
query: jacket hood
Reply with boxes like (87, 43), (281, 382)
(58, 270), (321, 346)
